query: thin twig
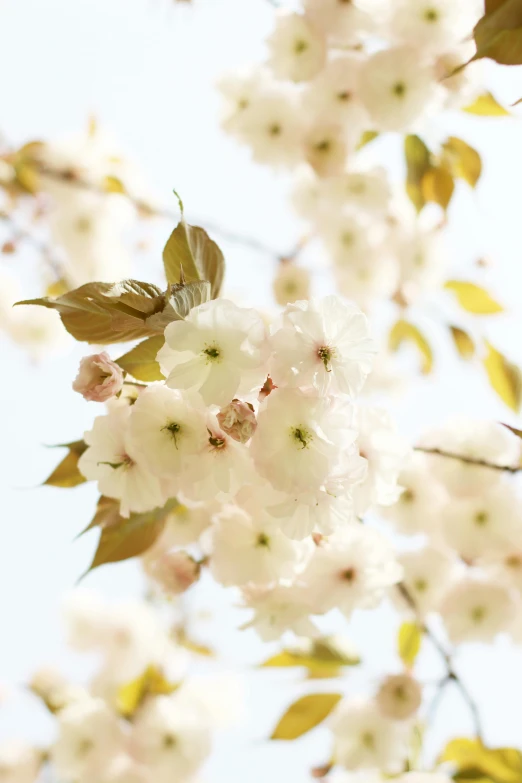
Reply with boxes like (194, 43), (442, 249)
(0, 211), (65, 282)
(397, 583), (484, 742)
(414, 446), (522, 474)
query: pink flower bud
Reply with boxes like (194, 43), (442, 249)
(143, 550), (201, 595)
(73, 352), (124, 402)
(217, 400), (257, 443)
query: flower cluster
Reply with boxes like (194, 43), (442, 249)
(76, 294), (408, 636)
(219, 0), (483, 311)
(0, 590), (240, 783)
(381, 418), (522, 644)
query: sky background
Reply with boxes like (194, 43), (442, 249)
(1, 0), (522, 780)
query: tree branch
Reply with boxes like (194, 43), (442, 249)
(414, 446), (522, 474)
(0, 211), (66, 282)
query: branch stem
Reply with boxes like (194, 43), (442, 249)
(414, 445), (522, 474)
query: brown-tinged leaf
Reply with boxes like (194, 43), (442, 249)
(450, 326), (475, 359)
(422, 166), (455, 210)
(444, 280), (503, 314)
(404, 135), (432, 212)
(44, 441), (87, 488)
(486, 0), (510, 12)
(398, 622), (422, 669)
(463, 91), (510, 116)
(116, 335), (165, 382)
(86, 497), (179, 572)
(270, 693), (342, 740)
(117, 665), (178, 718)
(389, 320), (433, 374)
(442, 137), (482, 187)
(163, 212), (224, 298)
(501, 422), (522, 438)
(483, 341), (522, 411)
(473, 0), (522, 65)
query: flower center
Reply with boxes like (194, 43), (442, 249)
(269, 123), (282, 137)
(413, 578), (428, 593)
(474, 511), (488, 526)
(256, 532), (271, 548)
(98, 454), (134, 470)
(163, 421), (182, 448)
(315, 139), (332, 153)
(163, 733), (178, 749)
(341, 567), (356, 583)
(401, 488), (415, 503)
(203, 345), (221, 362)
(471, 605), (487, 624)
(392, 81), (407, 98)
(337, 90), (352, 102)
(294, 39), (308, 54)
(424, 7), (439, 22)
(209, 432), (226, 449)
(317, 345), (334, 371)
(290, 426), (313, 449)
(506, 554), (522, 569)
(361, 731), (375, 750)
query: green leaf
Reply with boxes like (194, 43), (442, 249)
(44, 441), (88, 488)
(261, 637), (360, 679)
(450, 326), (476, 359)
(484, 341), (522, 411)
(473, 0), (522, 65)
(116, 335), (165, 382)
(440, 738), (522, 783)
(117, 666), (178, 718)
(86, 497), (179, 572)
(356, 130), (379, 150)
(463, 91), (510, 116)
(422, 165), (455, 210)
(404, 135), (432, 212)
(398, 622), (422, 669)
(16, 280), (173, 344)
(442, 137), (482, 188)
(270, 693), (342, 740)
(389, 320), (433, 374)
(163, 216), (224, 298)
(444, 281), (503, 314)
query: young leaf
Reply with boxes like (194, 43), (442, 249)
(261, 637), (360, 678)
(472, 0), (522, 66)
(86, 497), (179, 572)
(270, 693), (342, 740)
(440, 738), (522, 783)
(103, 175), (126, 194)
(163, 219), (224, 298)
(463, 91), (510, 115)
(398, 622), (422, 669)
(117, 666), (178, 718)
(389, 320), (433, 374)
(450, 326), (475, 359)
(444, 280), (503, 314)
(483, 341), (522, 411)
(442, 138), (482, 187)
(404, 135), (432, 212)
(422, 166), (455, 210)
(44, 440), (87, 488)
(116, 335), (165, 382)
(356, 130), (379, 150)
(501, 422), (522, 439)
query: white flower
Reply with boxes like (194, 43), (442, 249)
(334, 251), (400, 313)
(319, 213), (377, 266)
(440, 577), (517, 644)
(379, 453), (446, 536)
(330, 699), (410, 773)
(208, 502), (309, 587)
(142, 549), (200, 595)
(131, 696), (212, 783)
(376, 673), (422, 720)
(62, 590), (108, 651)
(418, 418), (522, 497)
(238, 88), (305, 167)
(78, 407), (165, 517)
(302, 527), (403, 617)
(267, 12), (327, 83)
(251, 388), (358, 494)
(217, 68), (271, 137)
(303, 123), (350, 178)
(158, 299), (267, 407)
(478, 548), (522, 594)
(174, 674), (244, 729)
(302, 55), (369, 133)
(358, 46), (438, 132)
(303, 0), (376, 44)
(128, 384), (208, 479)
(151, 497), (214, 548)
(0, 741), (41, 783)
(387, 0), (482, 55)
(397, 545), (458, 616)
(52, 698), (124, 781)
(397, 227), (448, 302)
(7, 304), (67, 360)
(320, 167), (392, 217)
(273, 263), (311, 306)
(269, 296), (375, 396)
(353, 406), (410, 515)
(441, 484), (522, 562)
(436, 44), (484, 109)
(240, 582), (319, 640)
(82, 755), (148, 783)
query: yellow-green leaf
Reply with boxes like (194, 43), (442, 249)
(422, 166), (455, 210)
(163, 212), (224, 298)
(398, 622), (422, 669)
(463, 91), (510, 116)
(404, 135), (432, 212)
(444, 280), (503, 314)
(270, 693), (342, 740)
(44, 441), (87, 488)
(116, 335), (165, 382)
(389, 320), (433, 374)
(117, 666), (178, 718)
(103, 175), (126, 195)
(261, 637), (360, 679)
(46, 279), (69, 298)
(86, 497), (179, 573)
(440, 738), (522, 783)
(484, 341), (522, 411)
(450, 326), (476, 359)
(442, 137), (482, 187)
(356, 130), (379, 150)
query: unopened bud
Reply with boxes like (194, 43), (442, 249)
(376, 673), (422, 720)
(143, 550), (201, 595)
(217, 400), (257, 443)
(73, 352), (124, 402)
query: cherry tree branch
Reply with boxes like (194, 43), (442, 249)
(0, 211), (66, 281)
(414, 446), (522, 474)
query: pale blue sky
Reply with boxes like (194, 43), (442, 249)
(1, 1), (522, 780)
